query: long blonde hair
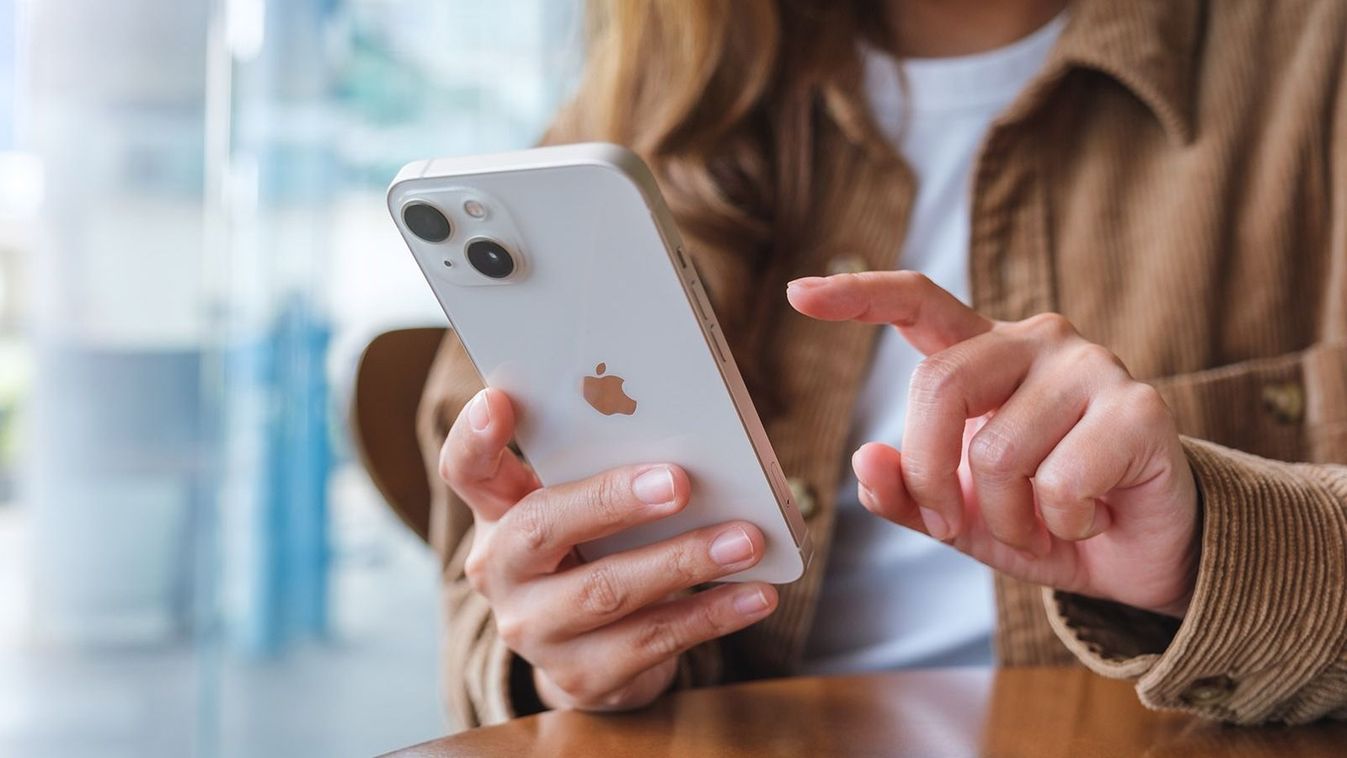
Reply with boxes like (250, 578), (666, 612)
(544, 1), (895, 406)
(549, 0), (894, 269)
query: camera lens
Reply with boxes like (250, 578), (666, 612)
(466, 239), (516, 279)
(403, 202), (451, 243)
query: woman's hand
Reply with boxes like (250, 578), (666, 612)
(439, 388), (778, 712)
(788, 272), (1200, 618)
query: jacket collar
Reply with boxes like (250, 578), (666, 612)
(1050, 0), (1204, 144)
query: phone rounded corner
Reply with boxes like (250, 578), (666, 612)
(775, 533), (813, 585)
(384, 191), (403, 224)
(795, 530), (815, 577)
(386, 161), (429, 213)
(581, 141), (642, 170)
(751, 536), (812, 586)
(574, 142), (663, 206)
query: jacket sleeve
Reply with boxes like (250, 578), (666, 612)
(1045, 436), (1347, 725)
(1047, 36), (1347, 725)
(418, 330), (728, 729)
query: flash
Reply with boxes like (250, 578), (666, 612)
(463, 199), (487, 219)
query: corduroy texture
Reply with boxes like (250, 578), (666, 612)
(1048, 438), (1347, 725)
(413, 0), (1347, 730)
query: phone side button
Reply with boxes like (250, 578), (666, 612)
(675, 246), (688, 269)
(689, 279), (712, 322)
(706, 324), (728, 363)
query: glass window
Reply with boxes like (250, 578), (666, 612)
(1, 2), (582, 755)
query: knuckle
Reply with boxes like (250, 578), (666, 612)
(591, 473), (630, 525)
(1071, 342), (1124, 371)
(510, 499), (554, 553)
(1034, 465), (1079, 505)
(909, 355), (961, 405)
(463, 541), (491, 593)
(494, 610), (528, 650)
(665, 541), (704, 586)
(1025, 312), (1076, 341)
(464, 556), (488, 594)
(577, 564), (628, 619)
(1125, 383), (1172, 426)
(968, 425), (1020, 479)
(632, 616), (684, 661)
(696, 598), (729, 638)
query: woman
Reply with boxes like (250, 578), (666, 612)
(419, 0), (1347, 728)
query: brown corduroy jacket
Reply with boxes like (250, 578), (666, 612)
(415, 0), (1347, 729)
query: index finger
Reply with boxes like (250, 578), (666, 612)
(786, 271), (993, 355)
(494, 463), (691, 579)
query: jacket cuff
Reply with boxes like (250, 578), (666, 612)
(1046, 436), (1347, 724)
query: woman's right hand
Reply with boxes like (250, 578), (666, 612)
(439, 388), (780, 712)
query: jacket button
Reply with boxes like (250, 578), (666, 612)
(1180, 675), (1235, 706)
(825, 255), (867, 275)
(1260, 381), (1305, 425)
(788, 477), (817, 519)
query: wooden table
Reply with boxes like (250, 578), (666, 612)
(384, 667), (1347, 757)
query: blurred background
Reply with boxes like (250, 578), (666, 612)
(0, 0), (582, 755)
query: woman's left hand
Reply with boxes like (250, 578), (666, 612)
(787, 272), (1200, 618)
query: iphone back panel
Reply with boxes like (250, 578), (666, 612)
(387, 143), (810, 583)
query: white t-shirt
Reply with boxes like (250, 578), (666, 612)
(802, 15), (1067, 674)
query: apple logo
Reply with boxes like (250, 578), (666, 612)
(582, 362), (637, 416)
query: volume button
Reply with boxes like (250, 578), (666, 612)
(707, 324), (728, 363)
(690, 279), (714, 322)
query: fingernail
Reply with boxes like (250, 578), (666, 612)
(467, 391), (490, 432)
(920, 508), (950, 540)
(632, 466), (675, 507)
(732, 587), (770, 616)
(857, 484), (878, 511)
(709, 527), (754, 567)
(786, 276), (825, 291)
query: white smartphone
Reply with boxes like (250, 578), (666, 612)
(387, 143), (811, 583)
